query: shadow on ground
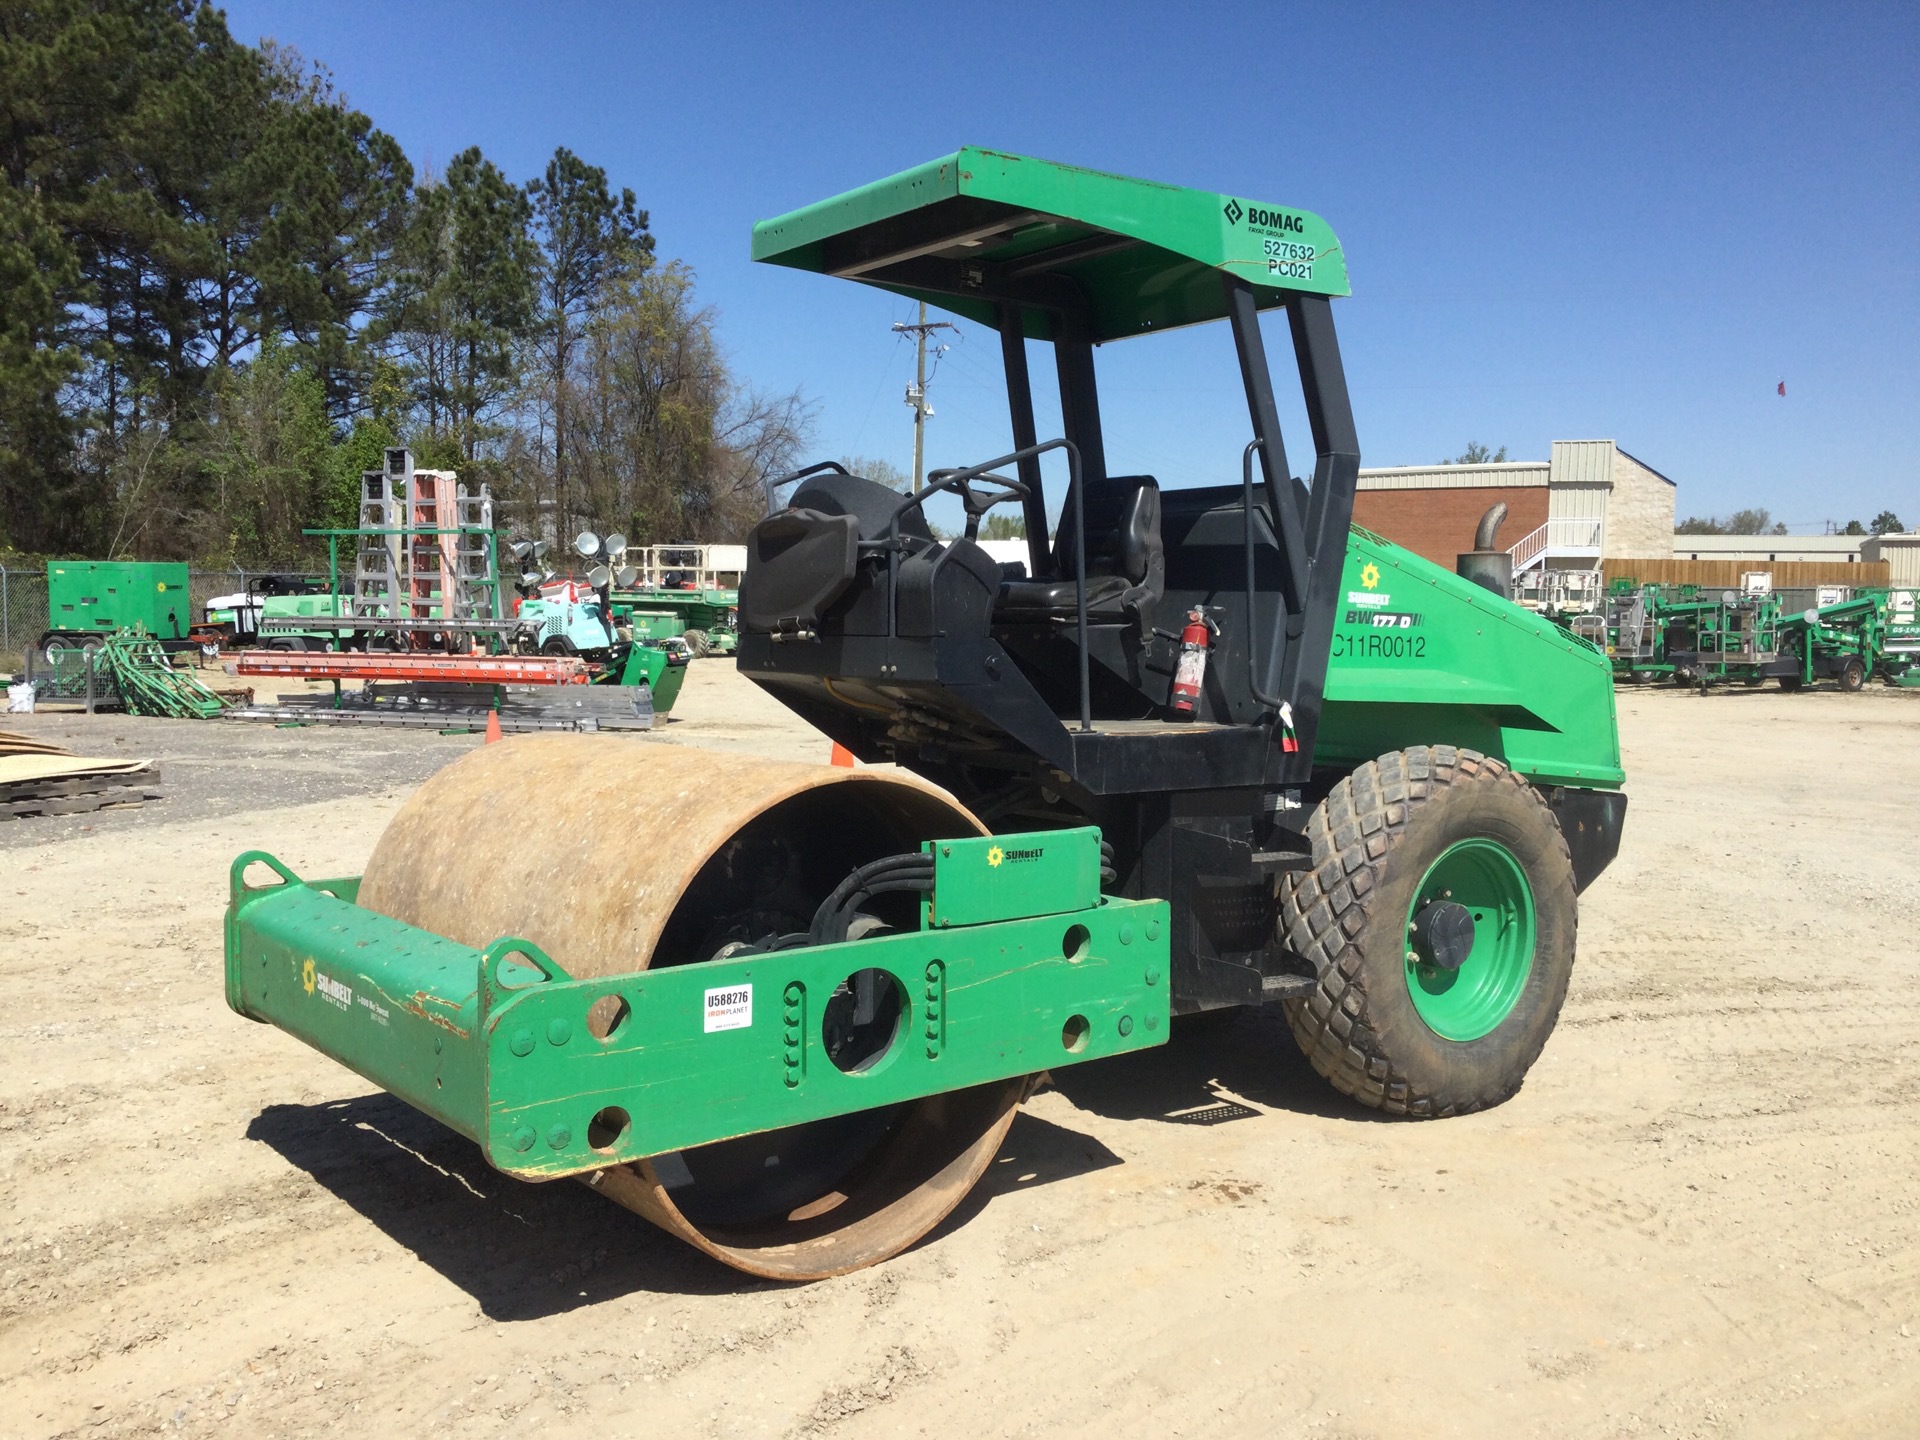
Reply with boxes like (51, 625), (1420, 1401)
(245, 1007), (1386, 1314)
(247, 1092), (758, 1317)
(1049, 1005), (1393, 1126)
(913, 1108), (1125, 1253)
(247, 1089), (1131, 1313)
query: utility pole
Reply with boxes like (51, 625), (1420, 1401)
(893, 302), (957, 492)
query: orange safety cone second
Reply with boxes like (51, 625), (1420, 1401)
(829, 742), (855, 767)
(485, 709), (503, 744)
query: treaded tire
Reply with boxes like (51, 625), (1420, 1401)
(1278, 745), (1578, 1117)
(682, 628), (711, 657)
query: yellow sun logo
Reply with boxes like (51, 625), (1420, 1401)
(986, 845), (1004, 868)
(302, 958), (316, 996)
(1360, 562), (1381, 590)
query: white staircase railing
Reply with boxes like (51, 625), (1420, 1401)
(1509, 518), (1603, 574)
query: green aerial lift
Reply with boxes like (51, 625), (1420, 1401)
(224, 149), (1626, 1280)
(1774, 588), (1920, 690)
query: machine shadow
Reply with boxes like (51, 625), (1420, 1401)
(246, 1011), (1383, 1311)
(248, 1090), (1134, 1311)
(1049, 1005), (1397, 1125)
(246, 1093), (774, 1317)
(914, 1109), (1125, 1251)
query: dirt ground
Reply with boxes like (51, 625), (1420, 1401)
(3, 666), (1918, 1439)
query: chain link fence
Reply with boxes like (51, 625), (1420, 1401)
(1, 564), (326, 662)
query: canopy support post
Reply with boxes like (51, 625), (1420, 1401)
(998, 305), (1051, 576)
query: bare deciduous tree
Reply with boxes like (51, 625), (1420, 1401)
(556, 263), (810, 544)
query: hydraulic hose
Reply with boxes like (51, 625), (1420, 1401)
(808, 852), (935, 946)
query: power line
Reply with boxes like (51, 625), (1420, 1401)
(892, 303), (957, 492)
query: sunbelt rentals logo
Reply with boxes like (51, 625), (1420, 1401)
(303, 957), (352, 1010)
(988, 844), (1044, 868)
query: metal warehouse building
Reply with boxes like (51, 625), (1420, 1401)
(1673, 534), (1871, 564)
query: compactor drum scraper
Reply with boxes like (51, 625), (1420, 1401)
(225, 150), (1626, 1280)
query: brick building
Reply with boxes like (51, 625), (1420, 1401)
(1352, 440), (1677, 595)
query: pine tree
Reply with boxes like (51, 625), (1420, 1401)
(385, 147), (537, 460)
(527, 146), (652, 537)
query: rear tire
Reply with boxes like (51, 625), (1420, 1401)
(1278, 746), (1578, 1117)
(1779, 672), (1804, 692)
(1838, 657), (1866, 692)
(682, 628), (710, 657)
(38, 631), (80, 663)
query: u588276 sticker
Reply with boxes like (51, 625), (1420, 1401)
(703, 984), (752, 1033)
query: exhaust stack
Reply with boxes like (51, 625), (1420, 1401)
(1457, 502), (1514, 599)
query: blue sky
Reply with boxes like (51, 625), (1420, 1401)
(225, 0), (1918, 533)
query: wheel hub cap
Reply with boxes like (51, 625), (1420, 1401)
(1403, 838), (1536, 1042)
(1409, 899), (1476, 969)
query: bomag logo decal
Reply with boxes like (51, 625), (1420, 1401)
(1360, 562), (1381, 590)
(1225, 198), (1305, 234)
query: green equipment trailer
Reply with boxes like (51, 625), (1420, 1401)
(39, 561), (193, 657)
(225, 148), (1626, 1280)
(1662, 589), (1782, 688)
(1603, 580), (1675, 683)
(1606, 578), (1919, 692)
(253, 591), (352, 651)
(1773, 588), (1919, 691)
(601, 636), (690, 713)
(610, 587), (739, 655)
(1882, 588), (1920, 683)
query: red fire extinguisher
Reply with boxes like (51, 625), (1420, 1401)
(1168, 607), (1217, 720)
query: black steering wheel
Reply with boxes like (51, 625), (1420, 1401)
(928, 469), (1028, 541)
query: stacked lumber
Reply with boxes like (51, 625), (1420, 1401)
(0, 731), (75, 759)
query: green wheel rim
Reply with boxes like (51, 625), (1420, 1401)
(1404, 839), (1536, 1042)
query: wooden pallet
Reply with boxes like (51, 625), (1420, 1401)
(0, 765), (162, 819)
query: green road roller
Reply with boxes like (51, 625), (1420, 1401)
(225, 148), (1625, 1279)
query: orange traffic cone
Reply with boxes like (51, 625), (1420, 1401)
(485, 709), (503, 744)
(829, 742), (854, 767)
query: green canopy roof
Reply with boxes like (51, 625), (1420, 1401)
(751, 147), (1349, 343)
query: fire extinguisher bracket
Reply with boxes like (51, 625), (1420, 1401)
(1168, 605), (1223, 721)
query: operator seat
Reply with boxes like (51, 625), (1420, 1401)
(739, 470), (938, 636)
(995, 474), (1165, 627)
